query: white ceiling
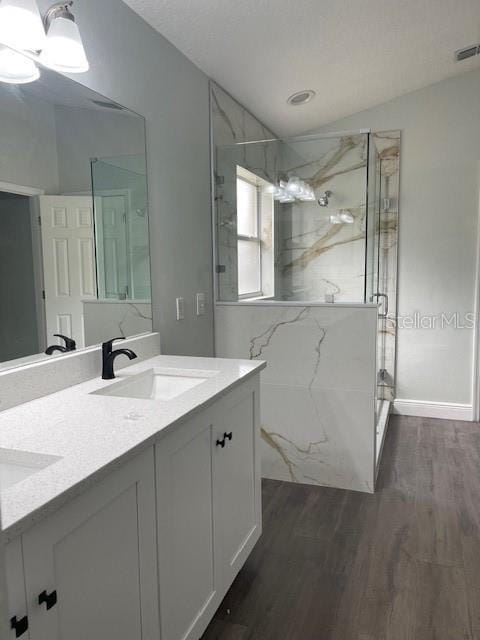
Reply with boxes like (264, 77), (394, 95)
(123, 0), (480, 136)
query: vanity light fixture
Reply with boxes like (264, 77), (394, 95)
(0, 0), (89, 84)
(0, 0), (46, 52)
(40, 1), (89, 73)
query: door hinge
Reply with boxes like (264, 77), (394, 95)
(216, 264), (226, 273)
(38, 215), (42, 226)
(42, 290), (45, 300)
(215, 175), (225, 186)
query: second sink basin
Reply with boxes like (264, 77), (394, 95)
(0, 448), (62, 492)
(92, 367), (218, 401)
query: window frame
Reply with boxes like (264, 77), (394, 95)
(236, 174), (263, 299)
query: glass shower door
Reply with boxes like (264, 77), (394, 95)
(366, 138), (389, 443)
(91, 155), (151, 301)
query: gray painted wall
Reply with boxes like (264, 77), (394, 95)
(0, 88), (59, 192)
(313, 68), (480, 405)
(35, 0), (214, 356)
(54, 105), (146, 194)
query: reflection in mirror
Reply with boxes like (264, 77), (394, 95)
(0, 52), (152, 371)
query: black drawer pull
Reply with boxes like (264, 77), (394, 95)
(216, 432), (233, 448)
(10, 616), (29, 637)
(38, 589), (57, 610)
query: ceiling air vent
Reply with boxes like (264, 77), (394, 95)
(455, 44), (480, 62)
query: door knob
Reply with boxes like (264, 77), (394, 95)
(38, 589), (57, 610)
(10, 616), (29, 637)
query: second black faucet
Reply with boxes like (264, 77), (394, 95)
(102, 337), (137, 380)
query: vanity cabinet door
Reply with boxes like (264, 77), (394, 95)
(156, 411), (221, 640)
(5, 539), (30, 639)
(21, 448), (159, 640)
(212, 379), (262, 590)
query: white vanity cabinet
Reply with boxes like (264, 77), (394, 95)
(155, 376), (261, 640)
(6, 448), (159, 640)
(6, 539), (29, 639)
(4, 373), (262, 640)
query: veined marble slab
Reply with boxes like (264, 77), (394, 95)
(215, 303), (378, 493)
(83, 299), (152, 346)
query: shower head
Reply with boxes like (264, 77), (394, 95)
(318, 191), (332, 207)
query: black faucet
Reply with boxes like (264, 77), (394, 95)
(45, 334), (76, 355)
(102, 337), (137, 380)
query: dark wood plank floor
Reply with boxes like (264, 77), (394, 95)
(201, 415), (480, 640)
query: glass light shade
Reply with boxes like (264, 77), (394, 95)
(0, 0), (46, 51)
(339, 211), (354, 223)
(279, 191), (295, 203)
(286, 176), (302, 195)
(329, 213), (342, 224)
(0, 45), (39, 83)
(298, 184), (315, 201)
(39, 16), (89, 72)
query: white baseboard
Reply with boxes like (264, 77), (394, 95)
(392, 399), (473, 421)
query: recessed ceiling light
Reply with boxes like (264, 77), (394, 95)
(287, 90), (316, 106)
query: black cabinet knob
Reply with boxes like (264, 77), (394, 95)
(225, 432), (233, 441)
(38, 589), (57, 610)
(10, 616), (29, 638)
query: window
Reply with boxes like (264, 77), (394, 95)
(236, 166), (274, 300)
(237, 176), (261, 297)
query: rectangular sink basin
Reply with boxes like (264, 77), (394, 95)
(0, 448), (62, 492)
(92, 367), (218, 401)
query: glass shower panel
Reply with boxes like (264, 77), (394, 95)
(91, 155), (151, 301)
(215, 133), (370, 303)
(365, 142), (388, 419)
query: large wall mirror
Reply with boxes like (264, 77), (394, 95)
(0, 53), (152, 371)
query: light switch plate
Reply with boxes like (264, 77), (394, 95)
(196, 293), (206, 316)
(176, 297), (185, 320)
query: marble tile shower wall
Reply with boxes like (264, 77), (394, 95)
(215, 304), (378, 492)
(211, 82), (277, 300)
(277, 135), (368, 302)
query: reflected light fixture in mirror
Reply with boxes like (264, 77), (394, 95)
(0, 44), (40, 83)
(0, 0), (89, 83)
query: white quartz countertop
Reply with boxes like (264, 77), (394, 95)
(0, 354), (265, 539)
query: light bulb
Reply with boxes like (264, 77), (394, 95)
(0, 0), (46, 51)
(0, 45), (39, 83)
(40, 14), (89, 72)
